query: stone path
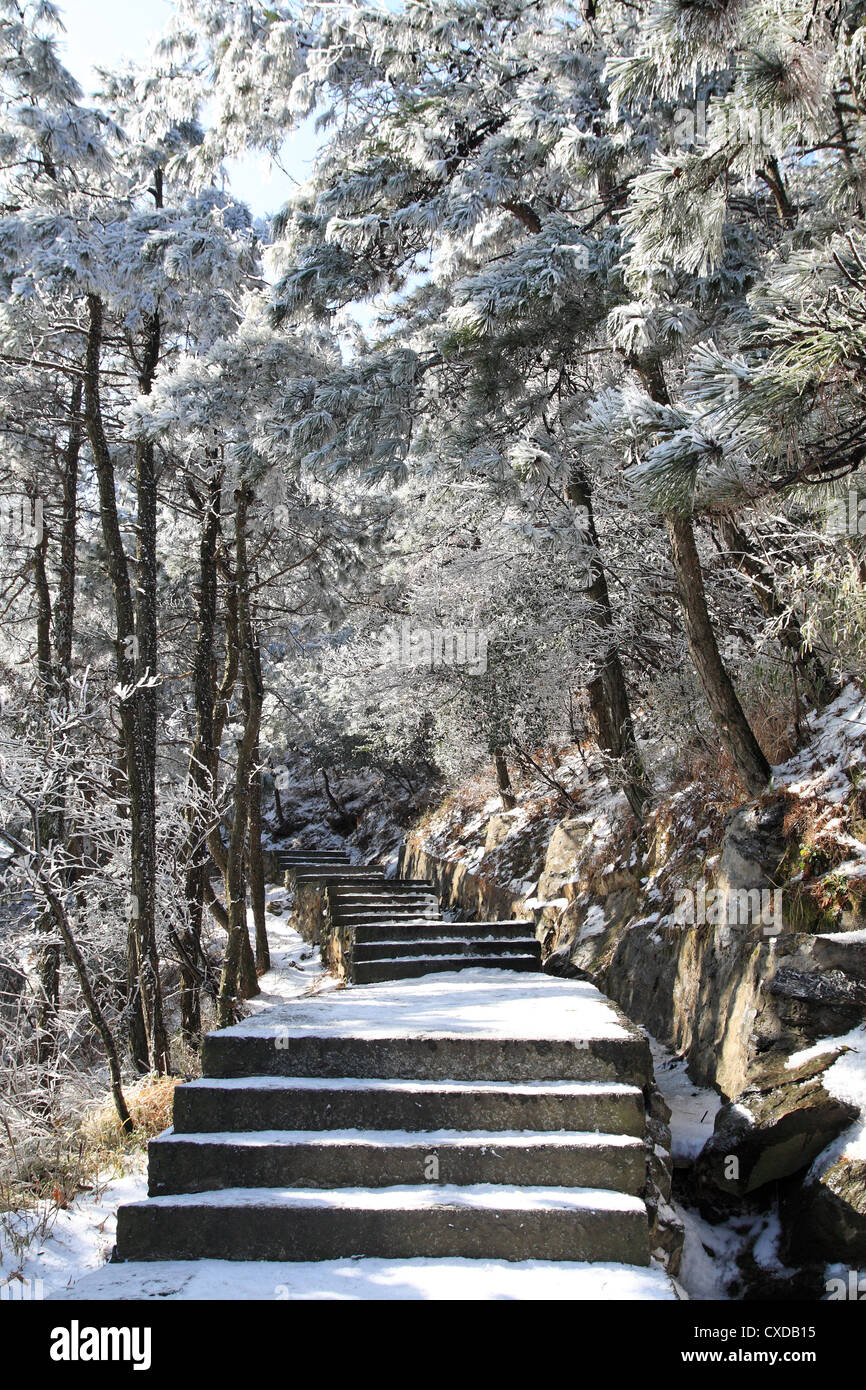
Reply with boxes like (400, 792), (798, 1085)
(277, 846), (541, 981)
(57, 963), (677, 1300)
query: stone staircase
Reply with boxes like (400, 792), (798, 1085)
(277, 843), (541, 983)
(275, 848), (352, 885)
(114, 979), (654, 1269)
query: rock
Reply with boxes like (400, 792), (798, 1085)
(484, 811), (522, 854)
(695, 1050), (858, 1196)
(542, 943), (585, 979)
(644, 1080), (683, 1277)
(536, 817), (591, 900)
(716, 799), (788, 898)
(786, 1153), (866, 1264)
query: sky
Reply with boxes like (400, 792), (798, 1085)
(55, 0), (318, 218)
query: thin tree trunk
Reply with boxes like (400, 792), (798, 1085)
(492, 746), (516, 809)
(84, 292), (169, 1074)
(41, 881), (132, 1133)
(667, 514), (771, 795)
(566, 466), (650, 819)
(248, 721), (269, 974)
(54, 379), (82, 695)
(217, 486), (262, 1026)
(181, 469), (222, 1040)
(630, 353), (771, 798)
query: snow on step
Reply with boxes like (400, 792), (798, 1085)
(154, 1127), (644, 1147)
(123, 1183), (647, 1212)
(222, 970), (635, 1040)
(114, 1184), (651, 1264)
(54, 1257), (677, 1302)
(177, 1075), (642, 1095)
(148, 1125), (648, 1197)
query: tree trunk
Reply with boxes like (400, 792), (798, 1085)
(630, 353), (771, 798)
(217, 486), (262, 1026)
(54, 379), (82, 695)
(492, 746), (516, 809)
(668, 514), (772, 795)
(248, 723), (269, 974)
(181, 468), (222, 1041)
(566, 466), (650, 819)
(84, 292), (169, 1074)
(30, 386), (82, 1090)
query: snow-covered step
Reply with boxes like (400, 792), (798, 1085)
(54, 1256), (677, 1302)
(353, 954), (541, 983)
(276, 850), (350, 860)
(147, 1128), (646, 1196)
(294, 870), (384, 884)
(202, 1028), (652, 1084)
(331, 901), (440, 915)
(356, 919), (536, 942)
(352, 937), (538, 961)
(332, 899), (440, 913)
(115, 1184), (651, 1265)
(332, 884), (439, 895)
(172, 1075), (646, 1137)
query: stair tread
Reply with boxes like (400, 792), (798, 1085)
(181, 1075), (641, 1095)
(155, 1127), (644, 1147)
(122, 1183), (648, 1213)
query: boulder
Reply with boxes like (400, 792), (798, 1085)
(786, 1153), (866, 1264)
(716, 798), (788, 898)
(536, 817), (592, 900)
(484, 810), (522, 854)
(695, 1050), (858, 1196)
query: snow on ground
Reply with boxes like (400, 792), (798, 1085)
(649, 1037), (721, 1164)
(52, 1256), (675, 1301)
(776, 683), (866, 801)
(1, 1166), (147, 1302)
(788, 1023), (866, 1173)
(243, 886), (344, 1011)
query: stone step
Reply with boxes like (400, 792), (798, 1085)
(353, 955), (542, 983)
(173, 1076), (646, 1136)
(335, 910), (442, 926)
(295, 870), (384, 883)
(352, 937), (540, 962)
(293, 875), (384, 892)
(331, 893), (439, 906)
(279, 855), (352, 868)
(276, 850), (350, 858)
(114, 1185), (650, 1265)
(201, 1032), (651, 1085)
(276, 854), (351, 865)
(355, 920), (536, 943)
(328, 883), (436, 897)
(147, 1129), (647, 1196)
